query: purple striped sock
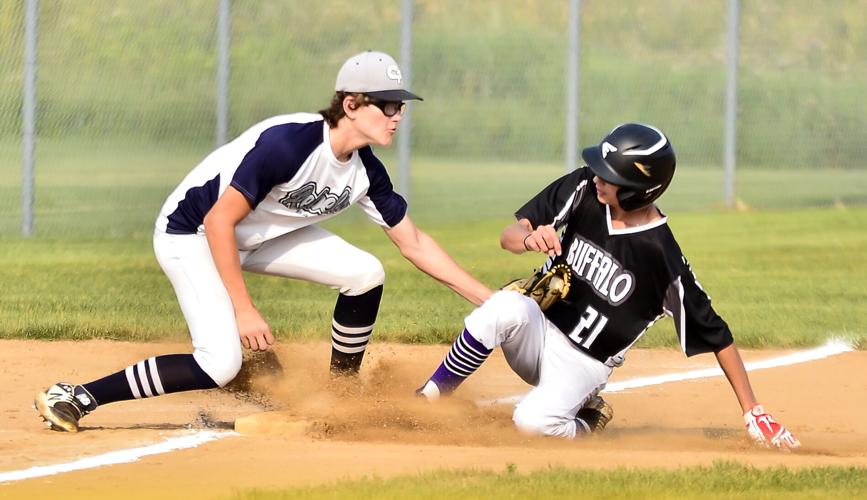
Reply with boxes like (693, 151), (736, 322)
(427, 329), (492, 395)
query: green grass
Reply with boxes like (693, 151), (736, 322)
(1, 207), (864, 348)
(0, 138), (208, 237)
(3, 140), (863, 347)
(1, 140), (864, 346)
(3, 138), (866, 238)
(232, 461), (867, 499)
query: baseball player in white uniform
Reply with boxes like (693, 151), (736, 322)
(35, 51), (492, 432)
(416, 123), (800, 449)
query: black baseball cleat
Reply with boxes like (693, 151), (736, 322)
(34, 382), (97, 432)
(575, 395), (614, 434)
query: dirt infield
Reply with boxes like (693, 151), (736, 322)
(1, 339), (865, 499)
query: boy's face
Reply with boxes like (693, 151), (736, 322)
(592, 175), (621, 209)
(349, 95), (404, 147)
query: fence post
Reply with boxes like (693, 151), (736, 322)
(398, 0), (414, 201)
(21, 0), (38, 237)
(215, 0), (231, 147)
(723, 0), (740, 208)
(565, 0), (581, 173)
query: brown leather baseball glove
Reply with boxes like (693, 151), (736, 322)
(501, 263), (572, 311)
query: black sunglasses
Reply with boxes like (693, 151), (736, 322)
(366, 97), (406, 117)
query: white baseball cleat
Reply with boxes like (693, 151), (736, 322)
(414, 380), (441, 401)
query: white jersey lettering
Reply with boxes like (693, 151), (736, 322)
(564, 237), (635, 306)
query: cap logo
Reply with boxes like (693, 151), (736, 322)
(386, 65), (402, 84)
(633, 162), (652, 177)
(601, 142), (618, 158)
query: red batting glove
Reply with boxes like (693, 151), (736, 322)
(743, 404), (800, 450)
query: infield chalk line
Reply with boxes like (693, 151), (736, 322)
(478, 338), (855, 406)
(2, 339), (855, 484)
(0, 430), (236, 484)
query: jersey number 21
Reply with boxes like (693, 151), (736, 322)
(569, 305), (608, 348)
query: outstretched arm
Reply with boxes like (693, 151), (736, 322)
(716, 343), (800, 449)
(203, 186), (274, 351)
(715, 343), (758, 412)
(385, 215), (492, 306)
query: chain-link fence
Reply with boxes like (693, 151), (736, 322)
(1, 0), (865, 237)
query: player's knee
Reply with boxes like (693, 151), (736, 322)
(512, 404), (546, 435)
(340, 254), (385, 295)
(484, 290), (537, 324)
(194, 344), (243, 388)
(512, 405), (577, 439)
(465, 291), (537, 348)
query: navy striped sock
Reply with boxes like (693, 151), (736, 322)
(330, 285), (383, 375)
(82, 354), (217, 406)
(426, 329), (492, 395)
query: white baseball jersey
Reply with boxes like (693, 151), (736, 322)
(156, 113), (407, 250)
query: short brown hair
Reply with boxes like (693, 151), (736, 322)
(319, 91), (367, 128)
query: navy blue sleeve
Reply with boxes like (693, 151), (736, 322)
(231, 121), (324, 208)
(358, 146), (407, 227)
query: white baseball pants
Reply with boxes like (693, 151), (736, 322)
(153, 225), (385, 386)
(464, 290), (612, 438)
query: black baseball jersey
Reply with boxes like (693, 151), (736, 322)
(515, 167), (733, 365)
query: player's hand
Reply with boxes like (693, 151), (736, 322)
(523, 225), (561, 257)
(743, 404), (800, 450)
(235, 306), (275, 351)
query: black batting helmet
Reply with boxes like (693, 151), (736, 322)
(582, 123), (676, 211)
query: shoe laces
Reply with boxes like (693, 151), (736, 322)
(48, 383), (90, 418)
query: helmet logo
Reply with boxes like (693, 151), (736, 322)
(633, 162), (652, 177)
(601, 142), (618, 158)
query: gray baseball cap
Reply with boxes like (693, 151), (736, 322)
(335, 51), (423, 101)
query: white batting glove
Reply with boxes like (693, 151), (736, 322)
(743, 404), (800, 450)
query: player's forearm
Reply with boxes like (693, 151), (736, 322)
(501, 219), (561, 257)
(500, 220), (534, 254)
(715, 343), (759, 413)
(203, 216), (255, 312)
(402, 232), (492, 305)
